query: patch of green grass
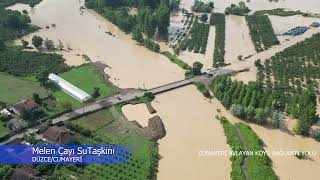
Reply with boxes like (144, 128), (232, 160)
(71, 109), (115, 131)
(0, 73), (48, 104)
(162, 51), (191, 70)
(236, 123), (278, 180)
(51, 63), (117, 109)
(218, 116), (246, 180)
(47, 132), (159, 180)
(51, 90), (82, 109)
(0, 121), (10, 138)
(59, 63), (117, 98)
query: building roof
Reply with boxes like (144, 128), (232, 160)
(12, 100), (39, 114)
(10, 167), (41, 180)
(43, 126), (71, 144)
(48, 73), (92, 102)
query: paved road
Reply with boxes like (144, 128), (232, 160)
(0, 68), (235, 144)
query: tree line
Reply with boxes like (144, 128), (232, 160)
(210, 13), (226, 67)
(85, 0), (178, 39)
(218, 116), (278, 180)
(174, 17), (210, 55)
(255, 33), (320, 135)
(245, 14), (279, 52)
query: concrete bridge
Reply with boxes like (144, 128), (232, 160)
(50, 68), (235, 124)
(0, 68), (235, 144)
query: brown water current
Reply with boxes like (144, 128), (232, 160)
(7, 0), (320, 179)
(8, 0), (185, 89)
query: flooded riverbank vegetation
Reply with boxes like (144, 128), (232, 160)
(224, 2), (250, 16)
(0, 0), (69, 77)
(174, 17), (210, 54)
(245, 15), (279, 52)
(191, 0), (213, 13)
(256, 33), (320, 135)
(218, 116), (278, 180)
(210, 13), (225, 67)
(85, 0), (179, 40)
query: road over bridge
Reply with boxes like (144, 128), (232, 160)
(0, 68), (235, 144)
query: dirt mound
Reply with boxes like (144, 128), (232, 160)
(143, 116), (166, 141)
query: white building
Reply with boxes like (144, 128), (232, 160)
(48, 73), (92, 102)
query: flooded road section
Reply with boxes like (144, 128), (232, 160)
(8, 0), (185, 89)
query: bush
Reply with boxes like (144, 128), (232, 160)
(191, 0), (213, 13)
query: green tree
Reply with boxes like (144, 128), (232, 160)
(36, 71), (49, 87)
(156, 0), (170, 35)
(44, 38), (55, 51)
(32, 36), (43, 48)
(0, 40), (5, 51)
(5, 14), (23, 29)
(271, 111), (282, 128)
(244, 105), (255, 121)
(57, 40), (64, 50)
(92, 87), (100, 98)
(254, 108), (265, 124)
(21, 39), (29, 48)
(192, 61), (203, 75)
(131, 26), (144, 43)
(29, 0), (36, 8)
(32, 93), (41, 104)
(230, 104), (245, 118)
(0, 165), (14, 179)
(200, 14), (208, 22)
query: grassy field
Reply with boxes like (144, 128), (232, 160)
(162, 51), (191, 70)
(0, 121), (10, 138)
(47, 132), (158, 180)
(52, 63), (117, 109)
(71, 109), (115, 131)
(59, 63), (117, 98)
(0, 73), (48, 104)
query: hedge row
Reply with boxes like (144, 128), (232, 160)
(210, 13), (225, 67)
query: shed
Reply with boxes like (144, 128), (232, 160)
(48, 73), (92, 102)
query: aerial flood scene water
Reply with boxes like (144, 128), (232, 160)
(1, 0), (320, 179)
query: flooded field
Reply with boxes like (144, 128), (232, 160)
(7, 0), (320, 179)
(122, 104), (153, 128)
(8, 0), (184, 89)
(152, 85), (231, 180)
(225, 15), (255, 66)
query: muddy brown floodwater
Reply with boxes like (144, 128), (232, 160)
(8, 0), (320, 179)
(8, 0), (184, 89)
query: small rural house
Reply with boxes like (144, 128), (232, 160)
(10, 100), (40, 116)
(43, 126), (72, 144)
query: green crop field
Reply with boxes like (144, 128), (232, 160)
(71, 109), (116, 131)
(0, 121), (10, 138)
(59, 63), (117, 98)
(0, 73), (48, 104)
(51, 63), (118, 109)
